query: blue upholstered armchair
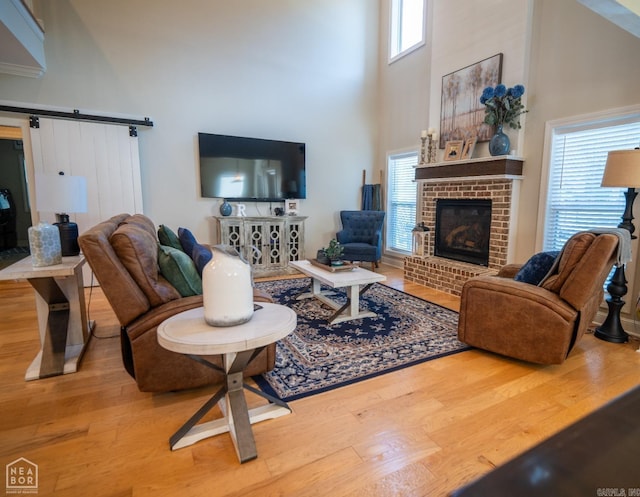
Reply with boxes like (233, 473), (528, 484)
(336, 210), (385, 270)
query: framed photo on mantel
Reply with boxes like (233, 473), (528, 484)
(444, 140), (464, 161)
(461, 137), (477, 160)
(440, 53), (503, 149)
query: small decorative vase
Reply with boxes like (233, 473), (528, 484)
(489, 124), (510, 156)
(219, 199), (232, 216)
(28, 222), (62, 267)
(316, 249), (330, 265)
(202, 245), (254, 327)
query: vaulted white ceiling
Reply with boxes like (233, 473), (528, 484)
(577, 0), (640, 37)
(0, 0), (638, 80)
(0, 0), (45, 78)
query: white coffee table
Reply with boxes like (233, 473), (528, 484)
(157, 303), (297, 463)
(289, 260), (386, 324)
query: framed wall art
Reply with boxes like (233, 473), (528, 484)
(444, 140), (464, 161)
(439, 53), (503, 148)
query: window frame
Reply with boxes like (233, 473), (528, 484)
(536, 104), (640, 252)
(385, 149), (418, 256)
(388, 0), (426, 64)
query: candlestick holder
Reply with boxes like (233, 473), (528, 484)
(427, 135), (437, 163)
(420, 136), (427, 165)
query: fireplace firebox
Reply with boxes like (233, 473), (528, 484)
(435, 199), (491, 266)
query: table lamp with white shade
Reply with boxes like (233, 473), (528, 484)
(595, 148), (640, 343)
(35, 172), (88, 256)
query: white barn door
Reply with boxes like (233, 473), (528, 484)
(29, 118), (143, 285)
(29, 118), (143, 232)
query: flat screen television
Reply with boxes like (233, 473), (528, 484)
(198, 132), (306, 201)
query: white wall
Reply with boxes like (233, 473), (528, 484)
(378, 0), (530, 162)
(377, 0), (430, 159)
(0, 0), (380, 255)
(525, 0), (640, 259)
(429, 0), (531, 159)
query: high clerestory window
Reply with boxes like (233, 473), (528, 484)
(389, 0), (426, 63)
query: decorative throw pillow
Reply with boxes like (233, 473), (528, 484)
(178, 227), (198, 256)
(157, 245), (202, 297)
(514, 251), (560, 285)
(191, 242), (213, 276)
(158, 225), (183, 251)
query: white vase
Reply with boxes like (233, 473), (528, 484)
(202, 245), (254, 327)
(28, 222), (62, 267)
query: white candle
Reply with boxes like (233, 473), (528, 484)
(428, 127), (435, 135)
(432, 132), (438, 142)
(421, 130), (428, 138)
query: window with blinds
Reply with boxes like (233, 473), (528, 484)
(387, 151), (417, 253)
(543, 117), (640, 251)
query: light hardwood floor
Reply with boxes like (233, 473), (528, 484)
(1, 265), (639, 496)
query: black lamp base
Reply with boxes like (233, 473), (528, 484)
(594, 265), (629, 344)
(54, 214), (80, 257)
(594, 301), (630, 343)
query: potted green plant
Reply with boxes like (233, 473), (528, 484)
(320, 238), (344, 266)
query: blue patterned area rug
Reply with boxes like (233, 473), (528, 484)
(253, 277), (468, 402)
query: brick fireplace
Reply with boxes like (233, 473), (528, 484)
(404, 156), (524, 296)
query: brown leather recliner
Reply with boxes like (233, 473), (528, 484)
(458, 231), (619, 364)
(79, 213), (275, 392)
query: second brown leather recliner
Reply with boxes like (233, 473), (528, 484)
(457, 231), (619, 364)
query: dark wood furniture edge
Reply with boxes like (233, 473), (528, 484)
(450, 385), (640, 496)
(415, 157), (523, 181)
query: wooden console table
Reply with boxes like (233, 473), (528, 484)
(0, 255), (93, 380)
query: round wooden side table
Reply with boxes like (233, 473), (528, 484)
(157, 303), (296, 463)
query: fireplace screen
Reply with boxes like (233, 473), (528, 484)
(435, 199), (491, 266)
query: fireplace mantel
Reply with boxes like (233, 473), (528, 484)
(415, 155), (524, 181)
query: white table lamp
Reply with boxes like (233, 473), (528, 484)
(35, 172), (88, 256)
